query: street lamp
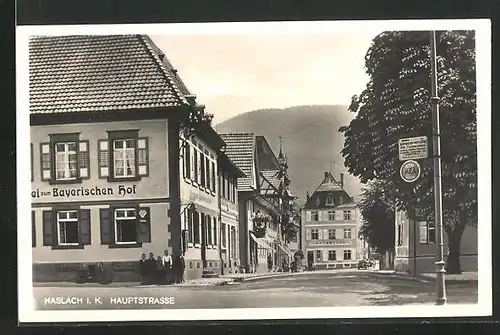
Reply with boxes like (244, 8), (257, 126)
(429, 30), (447, 305)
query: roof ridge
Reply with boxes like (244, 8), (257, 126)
(139, 35), (189, 106)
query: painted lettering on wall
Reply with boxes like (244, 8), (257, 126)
(31, 185), (138, 198)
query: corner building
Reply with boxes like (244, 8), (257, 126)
(30, 35), (199, 282)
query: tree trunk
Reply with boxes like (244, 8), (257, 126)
(445, 219), (466, 274)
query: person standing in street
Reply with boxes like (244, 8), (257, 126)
(267, 253), (273, 272)
(161, 250), (173, 284)
(145, 252), (156, 285)
(139, 253), (147, 285)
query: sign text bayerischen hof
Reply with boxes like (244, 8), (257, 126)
(398, 136), (428, 161)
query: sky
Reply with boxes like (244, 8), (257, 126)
(151, 31), (382, 125)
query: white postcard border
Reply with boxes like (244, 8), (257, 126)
(17, 19), (492, 323)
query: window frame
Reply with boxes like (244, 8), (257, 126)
(56, 209), (80, 246)
(326, 194), (335, 206)
(311, 211), (319, 221)
(328, 250), (336, 261)
(106, 130), (141, 182)
(311, 229), (319, 240)
(419, 221), (436, 244)
(328, 211), (335, 221)
(328, 229), (336, 240)
(343, 210), (352, 221)
(343, 228), (352, 239)
(44, 133), (88, 185)
(343, 249), (352, 260)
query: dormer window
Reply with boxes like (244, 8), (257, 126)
(339, 196), (344, 205)
(326, 194), (335, 206)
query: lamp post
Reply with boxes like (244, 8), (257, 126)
(429, 30), (447, 305)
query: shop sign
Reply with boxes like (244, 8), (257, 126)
(31, 184), (138, 199)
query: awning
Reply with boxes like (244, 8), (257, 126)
(277, 243), (294, 257)
(249, 232), (275, 252)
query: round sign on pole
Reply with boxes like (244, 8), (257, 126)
(400, 160), (421, 183)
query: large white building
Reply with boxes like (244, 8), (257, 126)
(301, 172), (362, 269)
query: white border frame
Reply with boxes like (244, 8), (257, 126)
(17, 19), (491, 323)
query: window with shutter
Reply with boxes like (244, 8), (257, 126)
(200, 156), (206, 187)
(211, 161), (216, 192)
(206, 215), (212, 246)
(105, 130), (148, 181)
(213, 217), (217, 246)
(98, 140), (109, 178)
(100, 208), (112, 245)
(206, 157), (211, 190)
(187, 208), (194, 244)
(193, 211), (200, 245)
(78, 141), (90, 179)
(193, 150), (198, 184)
(40, 143), (52, 181)
(137, 138), (149, 177)
(78, 209), (91, 245)
(30, 143), (34, 182)
(42, 210), (55, 246)
(185, 145), (191, 179)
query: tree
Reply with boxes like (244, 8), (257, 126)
(358, 180), (396, 256)
(339, 31), (477, 274)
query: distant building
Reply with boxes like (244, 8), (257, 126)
(394, 208), (478, 275)
(301, 172), (362, 269)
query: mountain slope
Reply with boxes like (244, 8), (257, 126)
(215, 105), (363, 204)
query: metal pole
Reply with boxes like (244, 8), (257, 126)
(429, 30), (447, 305)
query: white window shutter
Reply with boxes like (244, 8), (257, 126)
(137, 137), (149, 176)
(98, 140), (109, 178)
(306, 229), (311, 240)
(306, 211), (311, 222)
(40, 143), (52, 181)
(78, 141), (89, 179)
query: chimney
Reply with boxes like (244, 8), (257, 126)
(340, 173), (344, 188)
(324, 172), (329, 179)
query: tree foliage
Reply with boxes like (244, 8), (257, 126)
(339, 31), (477, 273)
(358, 180), (395, 254)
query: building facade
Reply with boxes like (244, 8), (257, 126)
(30, 35), (192, 282)
(218, 152), (246, 274)
(30, 34), (233, 282)
(301, 172), (362, 270)
(220, 133), (294, 273)
(394, 208), (478, 275)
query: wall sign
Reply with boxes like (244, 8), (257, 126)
(31, 185), (138, 198)
(398, 136), (428, 161)
(400, 160), (421, 183)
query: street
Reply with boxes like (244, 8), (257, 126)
(34, 271), (478, 310)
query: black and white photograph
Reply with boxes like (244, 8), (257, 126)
(16, 19), (491, 322)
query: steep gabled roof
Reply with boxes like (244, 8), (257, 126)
(29, 35), (188, 114)
(219, 133), (256, 191)
(304, 172), (353, 209)
(315, 172), (344, 192)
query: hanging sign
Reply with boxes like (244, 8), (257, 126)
(400, 160), (421, 183)
(398, 136), (428, 161)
